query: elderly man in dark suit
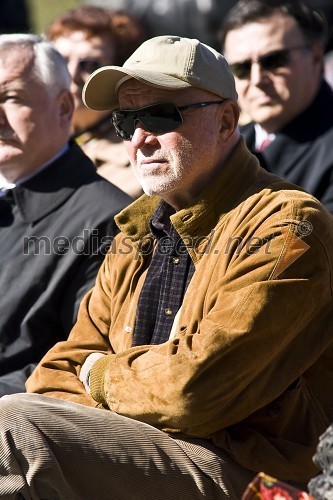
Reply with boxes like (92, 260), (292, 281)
(0, 33), (130, 395)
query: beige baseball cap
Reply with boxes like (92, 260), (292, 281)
(82, 35), (237, 110)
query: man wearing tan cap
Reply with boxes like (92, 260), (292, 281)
(1, 35), (333, 499)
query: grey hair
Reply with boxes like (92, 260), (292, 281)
(0, 33), (71, 97)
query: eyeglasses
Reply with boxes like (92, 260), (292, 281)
(77, 59), (102, 75)
(111, 100), (225, 140)
(229, 45), (309, 80)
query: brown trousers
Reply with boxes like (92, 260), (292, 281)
(0, 393), (255, 499)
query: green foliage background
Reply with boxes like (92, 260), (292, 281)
(27, 0), (83, 34)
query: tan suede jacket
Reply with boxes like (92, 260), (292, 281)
(27, 138), (333, 485)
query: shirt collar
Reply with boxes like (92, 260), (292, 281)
(254, 124), (276, 150)
(150, 201), (176, 239)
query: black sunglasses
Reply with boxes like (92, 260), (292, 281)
(78, 59), (102, 75)
(111, 100), (226, 140)
(229, 45), (309, 80)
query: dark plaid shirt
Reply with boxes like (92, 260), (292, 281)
(132, 201), (195, 346)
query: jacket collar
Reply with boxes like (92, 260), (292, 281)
(116, 138), (260, 248)
(12, 141), (97, 223)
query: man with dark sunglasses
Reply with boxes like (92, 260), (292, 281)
(1, 34), (333, 499)
(220, 0), (333, 214)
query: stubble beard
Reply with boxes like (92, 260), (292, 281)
(134, 140), (192, 197)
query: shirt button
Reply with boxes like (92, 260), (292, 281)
(172, 256), (180, 264)
(165, 308), (173, 316)
(125, 325), (132, 333)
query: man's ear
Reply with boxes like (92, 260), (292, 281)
(219, 100), (240, 141)
(58, 89), (74, 126)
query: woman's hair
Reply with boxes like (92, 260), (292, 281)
(0, 33), (71, 96)
(219, 0), (328, 51)
(47, 5), (149, 66)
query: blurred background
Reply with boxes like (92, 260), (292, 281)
(2, 0), (333, 55)
(0, 0), (82, 35)
(28, 0), (82, 34)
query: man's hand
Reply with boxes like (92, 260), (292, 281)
(79, 352), (106, 394)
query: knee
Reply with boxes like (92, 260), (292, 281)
(0, 393), (40, 427)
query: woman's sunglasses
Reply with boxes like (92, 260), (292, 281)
(78, 59), (102, 76)
(229, 45), (309, 80)
(111, 100), (225, 140)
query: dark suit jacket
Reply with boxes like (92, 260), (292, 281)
(241, 79), (333, 214)
(0, 141), (131, 395)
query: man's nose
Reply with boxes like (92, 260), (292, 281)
(250, 62), (270, 85)
(130, 120), (157, 147)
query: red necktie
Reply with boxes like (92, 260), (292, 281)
(258, 138), (272, 151)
